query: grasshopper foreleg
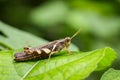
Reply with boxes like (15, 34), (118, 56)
(64, 47), (72, 55)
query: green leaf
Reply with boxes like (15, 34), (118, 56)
(0, 21), (47, 49)
(100, 68), (120, 80)
(96, 47), (117, 71)
(0, 47), (116, 80)
(0, 21), (79, 51)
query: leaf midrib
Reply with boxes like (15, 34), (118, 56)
(21, 61), (40, 80)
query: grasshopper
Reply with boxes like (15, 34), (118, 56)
(14, 29), (81, 61)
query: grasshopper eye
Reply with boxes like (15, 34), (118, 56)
(65, 37), (71, 42)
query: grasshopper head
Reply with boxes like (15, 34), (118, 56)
(65, 37), (71, 48)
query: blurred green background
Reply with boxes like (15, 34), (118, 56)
(0, 0), (120, 80)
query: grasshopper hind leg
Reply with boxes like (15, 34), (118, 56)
(46, 52), (57, 62)
(48, 52), (53, 62)
(47, 43), (58, 62)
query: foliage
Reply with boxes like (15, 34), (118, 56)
(0, 22), (117, 80)
(0, 21), (78, 51)
(101, 68), (120, 80)
(0, 0), (120, 80)
(0, 47), (116, 80)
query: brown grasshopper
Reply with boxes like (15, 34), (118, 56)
(14, 30), (81, 62)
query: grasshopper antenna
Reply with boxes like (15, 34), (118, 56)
(71, 29), (81, 39)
